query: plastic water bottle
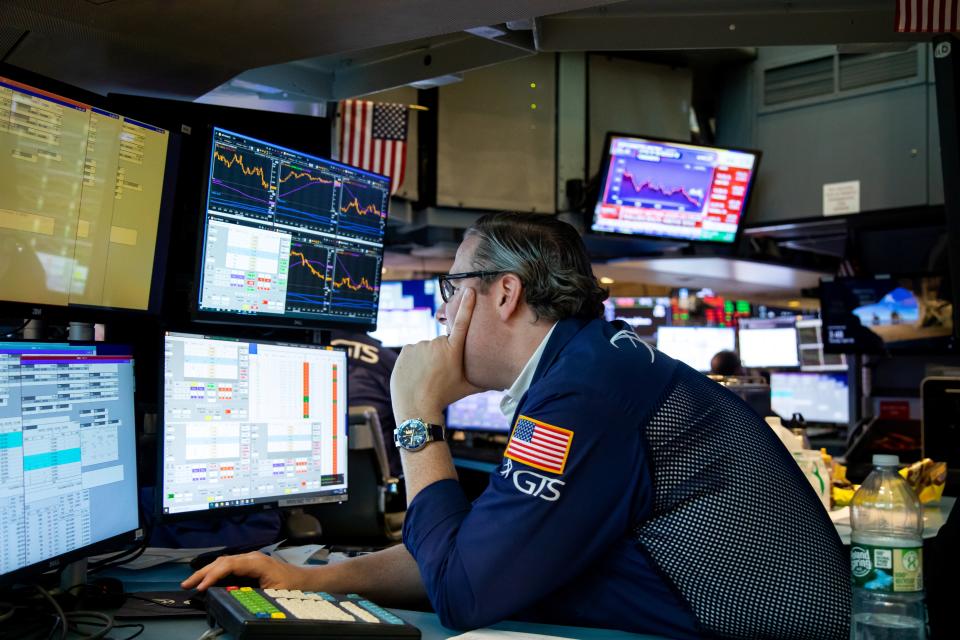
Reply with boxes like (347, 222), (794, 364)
(849, 454), (926, 640)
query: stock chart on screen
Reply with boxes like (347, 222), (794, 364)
(592, 135), (759, 244)
(197, 128), (387, 329)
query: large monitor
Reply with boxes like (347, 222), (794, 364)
(161, 332), (348, 517)
(194, 127), (389, 330)
(770, 372), (850, 425)
(1, 342), (140, 583)
(446, 390), (511, 433)
(0, 74), (176, 315)
(592, 133), (760, 244)
(656, 326), (736, 372)
(604, 296), (671, 338)
(368, 280), (442, 347)
(820, 274), (955, 354)
(737, 317), (800, 368)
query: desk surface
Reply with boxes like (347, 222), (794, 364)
(112, 564), (660, 640)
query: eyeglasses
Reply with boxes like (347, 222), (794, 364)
(438, 271), (506, 303)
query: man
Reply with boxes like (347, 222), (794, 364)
(184, 213), (850, 638)
(709, 349), (744, 376)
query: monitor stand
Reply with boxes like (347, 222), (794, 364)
(60, 558), (88, 591)
(283, 508), (323, 545)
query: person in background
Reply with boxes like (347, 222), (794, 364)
(328, 330), (401, 478)
(710, 349), (744, 376)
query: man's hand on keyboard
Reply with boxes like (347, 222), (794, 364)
(182, 551), (308, 592)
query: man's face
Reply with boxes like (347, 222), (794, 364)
(436, 235), (498, 388)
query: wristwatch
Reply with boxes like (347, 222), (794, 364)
(394, 418), (445, 452)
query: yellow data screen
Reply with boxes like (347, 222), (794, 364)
(0, 76), (169, 310)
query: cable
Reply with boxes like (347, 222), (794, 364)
(113, 623), (145, 640)
(197, 628), (225, 640)
(31, 585), (66, 640)
(65, 611), (113, 639)
(0, 603), (14, 622)
(2, 318), (32, 338)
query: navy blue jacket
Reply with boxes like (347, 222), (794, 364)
(403, 317), (850, 638)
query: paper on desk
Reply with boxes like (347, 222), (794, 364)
(449, 632), (572, 640)
(273, 545), (328, 566)
(87, 546), (226, 570)
(829, 506), (851, 525)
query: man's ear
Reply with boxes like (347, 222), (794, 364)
(496, 273), (523, 321)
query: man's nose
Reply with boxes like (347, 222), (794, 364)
(436, 303), (447, 327)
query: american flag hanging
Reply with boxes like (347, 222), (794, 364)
(504, 416), (574, 475)
(895, 0), (960, 32)
(336, 99), (409, 195)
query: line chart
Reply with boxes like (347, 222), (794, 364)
(329, 249), (379, 314)
(286, 241), (333, 313)
(337, 180), (387, 242)
(606, 157), (711, 213)
(209, 145), (274, 218)
(275, 164), (337, 232)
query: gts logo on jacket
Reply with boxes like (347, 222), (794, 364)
(330, 339), (380, 364)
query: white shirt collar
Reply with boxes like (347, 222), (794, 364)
(499, 323), (558, 418)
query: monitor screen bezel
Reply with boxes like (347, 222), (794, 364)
(0, 340), (143, 586)
(589, 131), (762, 247)
(819, 273), (957, 355)
(189, 126), (390, 332)
(156, 330), (350, 522)
(0, 64), (179, 320)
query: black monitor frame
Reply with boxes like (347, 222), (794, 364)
(0, 64), (180, 322)
(189, 126), (390, 332)
(589, 131), (762, 248)
(156, 331), (350, 523)
(0, 339), (143, 586)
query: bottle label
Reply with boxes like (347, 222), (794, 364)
(850, 543), (923, 592)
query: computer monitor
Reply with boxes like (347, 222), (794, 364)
(737, 317), (800, 368)
(604, 296), (671, 338)
(446, 391), (511, 433)
(820, 274), (955, 354)
(0, 73), (176, 315)
(194, 127), (389, 330)
(160, 332), (349, 517)
(0, 341), (140, 584)
(592, 133), (761, 244)
(796, 318), (848, 371)
(655, 326), (736, 372)
(770, 372), (850, 425)
(368, 280), (442, 347)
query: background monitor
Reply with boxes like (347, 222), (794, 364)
(737, 317), (800, 368)
(820, 274), (955, 353)
(656, 326), (736, 372)
(195, 127), (388, 330)
(368, 280), (442, 347)
(770, 372), (850, 425)
(1, 342), (140, 583)
(592, 133), (760, 244)
(161, 332), (348, 517)
(0, 74), (175, 314)
(604, 296), (671, 338)
(796, 318), (848, 371)
(446, 390), (511, 433)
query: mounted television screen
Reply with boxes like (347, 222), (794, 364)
(820, 275), (955, 354)
(592, 133), (760, 244)
(603, 296), (671, 338)
(368, 280), (442, 347)
(195, 127), (388, 330)
(737, 317), (800, 368)
(0, 74), (175, 315)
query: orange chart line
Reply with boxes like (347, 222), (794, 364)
(279, 169), (333, 185)
(214, 149), (270, 190)
(291, 249), (376, 292)
(290, 250), (326, 280)
(340, 197), (382, 218)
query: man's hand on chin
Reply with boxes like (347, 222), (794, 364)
(390, 287), (482, 422)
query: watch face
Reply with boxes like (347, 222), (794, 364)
(398, 420), (428, 450)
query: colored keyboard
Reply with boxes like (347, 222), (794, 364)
(205, 586), (421, 639)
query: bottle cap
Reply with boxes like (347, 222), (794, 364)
(872, 454), (900, 466)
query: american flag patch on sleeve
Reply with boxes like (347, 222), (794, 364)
(504, 415), (573, 475)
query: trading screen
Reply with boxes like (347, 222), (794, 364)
(770, 372), (850, 425)
(368, 280), (442, 347)
(447, 390), (511, 433)
(656, 326), (736, 372)
(604, 296), (671, 338)
(198, 128), (388, 328)
(737, 317), (800, 368)
(0, 343), (139, 578)
(162, 333), (348, 515)
(0, 76), (170, 310)
(593, 136), (758, 243)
